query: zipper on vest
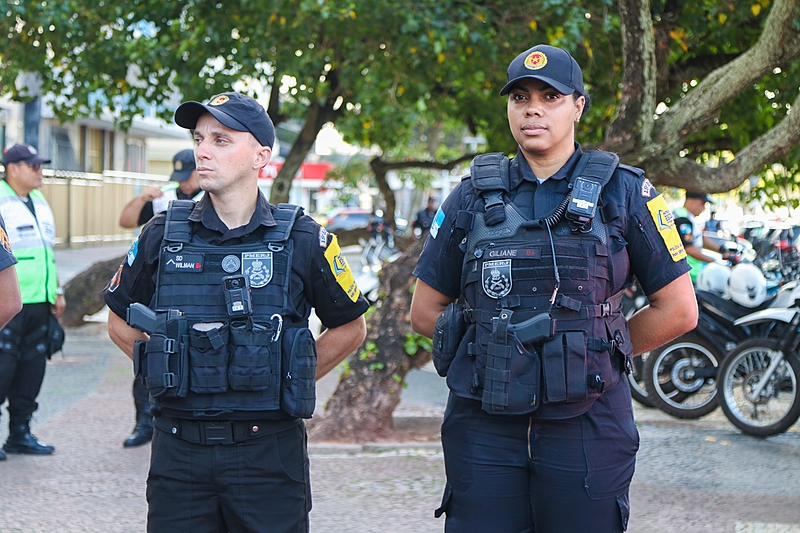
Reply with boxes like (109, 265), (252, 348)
(632, 215), (655, 252)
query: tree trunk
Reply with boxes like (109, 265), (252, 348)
(61, 255), (124, 327)
(308, 238), (430, 442)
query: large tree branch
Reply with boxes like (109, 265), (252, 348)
(640, 89), (800, 192)
(654, 0), (800, 149)
(605, 0), (657, 153)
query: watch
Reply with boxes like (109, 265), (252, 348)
(56, 287), (65, 296)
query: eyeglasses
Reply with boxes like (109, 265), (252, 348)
(21, 162), (42, 171)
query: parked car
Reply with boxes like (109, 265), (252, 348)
(325, 208), (372, 233)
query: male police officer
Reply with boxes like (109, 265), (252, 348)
(0, 143), (64, 458)
(117, 148), (203, 448)
(104, 92), (368, 532)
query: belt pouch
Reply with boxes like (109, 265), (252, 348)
(542, 334), (567, 403)
(188, 322), (230, 394)
(145, 317), (189, 398)
(229, 321), (276, 392)
(431, 303), (466, 377)
(564, 331), (588, 402)
(280, 327), (318, 419)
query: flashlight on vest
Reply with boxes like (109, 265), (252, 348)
(222, 275), (253, 317)
(565, 177), (601, 230)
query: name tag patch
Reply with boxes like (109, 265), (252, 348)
(243, 252), (273, 288)
(165, 253), (204, 272)
(485, 247), (539, 259)
(647, 196), (687, 262)
(483, 259), (512, 299)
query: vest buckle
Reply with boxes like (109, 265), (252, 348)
(600, 302), (612, 317)
(166, 243), (183, 253)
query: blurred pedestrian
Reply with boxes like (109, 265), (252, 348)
(116, 148), (203, 448)
(104, 92), (368, 532)
(412, 196), (438, 238)
(674, 191), (716, 282)
(0, 143), (64, 457)
(410, 44), (697, 532)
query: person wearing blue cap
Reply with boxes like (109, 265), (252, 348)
(104, 92), (368, 532)
(410, 45), (698, 532)
(117, 148), (204, 449)
(0, 143), (63, 458)
(674, 190), (717, 282)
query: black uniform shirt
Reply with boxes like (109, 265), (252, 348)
(0, 214), (18, 272)
(104, 192), (370, 330)
(413, 145), (690, 299)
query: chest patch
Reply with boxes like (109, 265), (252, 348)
(243, 252), (273, 288)
(485, 247), (539, 259)
(482, 259), (512, 299)
(165, 253), (204, 272)
(221, 254), (241, 273)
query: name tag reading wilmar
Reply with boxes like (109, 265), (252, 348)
(164, 253), (204, 272)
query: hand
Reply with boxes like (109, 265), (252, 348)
(52, 293), (66, 318)
(140, 185), (164, 202)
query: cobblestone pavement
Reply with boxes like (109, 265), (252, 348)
(0, 246), (798, 532)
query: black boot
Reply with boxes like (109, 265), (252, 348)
(123, 400), (153, 447)
(3, 417), (55, 455)
(0, 447), (6, 460)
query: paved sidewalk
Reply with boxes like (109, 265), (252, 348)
(0, 246), (798, 532)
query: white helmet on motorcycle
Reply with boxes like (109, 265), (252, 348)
(697, 262), (731, 295)
(725, 263), (767, 308)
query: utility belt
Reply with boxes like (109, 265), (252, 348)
(433, 300), (628, 416)
(128, 304), (317, 419)
(154, 415), (301, 445)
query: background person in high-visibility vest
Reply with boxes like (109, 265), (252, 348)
(0, 143), (65, 458)
(116, 148), (202, 448)
(673, 191), (716, 283)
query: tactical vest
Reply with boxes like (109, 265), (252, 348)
(447, 151), (633, 419)
(136, 200), (317, 419)
(0, 180), (58, 304)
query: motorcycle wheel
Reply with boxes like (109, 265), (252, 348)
(644, 333), (720, 419)
(629, 352), (654, 407)
(718, 339), (800, 437)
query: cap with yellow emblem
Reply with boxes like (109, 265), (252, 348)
(174, 92), (275, 148)
(169, 149), (196, 182)
(499, 44), (586, 97)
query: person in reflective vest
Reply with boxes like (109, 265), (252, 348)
(116, 148), (203, 448)
(410, 45), (698, 533)
(673, 191), (716, 282)
(0, 143), (65, 458)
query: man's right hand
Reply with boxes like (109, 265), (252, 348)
(140, 185), (164, 201)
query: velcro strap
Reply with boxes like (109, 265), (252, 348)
(484, 367), (511, 382)
(487, 342), (512, 358)
(587, 338), (615, 353)
(481, 390), (509, 408)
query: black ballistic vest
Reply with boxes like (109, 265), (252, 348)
(139, 200), (317, 419)
(447, 151), (633, 418)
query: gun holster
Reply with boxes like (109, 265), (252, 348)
(431, 303), (466, 377)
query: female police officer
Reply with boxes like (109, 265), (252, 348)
(410, 44), (697, 532)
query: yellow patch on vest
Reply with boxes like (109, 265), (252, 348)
(647, 195), (686, 262)
(0, 225), (12, 254)
(324, 235), (360, 302)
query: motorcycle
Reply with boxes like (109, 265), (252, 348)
(718, 300), (800, 436)
(642, 276), (797, 419)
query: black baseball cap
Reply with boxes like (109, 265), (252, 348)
(174, 92), (275, 148)
(3, 143), (51, 166)
(500, 44), (585, 97)
(170, 149), (196, 182)
(686, 191), (711, 203)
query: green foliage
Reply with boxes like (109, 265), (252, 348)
(404, 332), (432, 357)
(358, 340), (378, 361)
